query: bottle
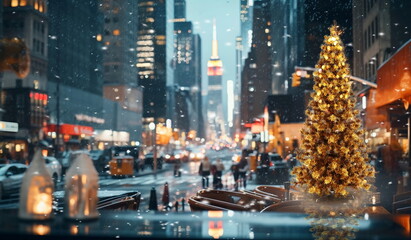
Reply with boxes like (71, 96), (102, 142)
(19, 150), (54, 220)
(64, 152), (99, 220)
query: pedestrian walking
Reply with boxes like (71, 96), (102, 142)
(174, 158), (182, 177)
(214, 159), (225, 189)
(199, 157), (211, 188)
(231, 163), (240, 191)
(211, 163), (218, 189)
(238, 157), (249, 189)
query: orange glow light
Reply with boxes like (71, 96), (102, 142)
(208, 210), (223, 218)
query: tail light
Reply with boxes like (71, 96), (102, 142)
(270, 161), (274, 167)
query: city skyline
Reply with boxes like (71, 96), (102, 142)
(186, 0), (240, 96)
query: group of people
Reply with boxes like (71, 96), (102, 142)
(198, 150), (249, 191)
(198, 157), (225, 189)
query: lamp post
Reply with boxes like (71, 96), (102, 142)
(149, 122), (157, 179)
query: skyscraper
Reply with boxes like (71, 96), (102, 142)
(174, 0), (186, 21)
(270, 0), (304, 95)
(240, 0), (272, 127)
(352, 0), (411, 81)
(137, 0), (167, 124)
(48, 0), (103, 95)
(2, 0), (48, 90)
(207, 21), (224, 139)
(173, 0), (203, 138)
(302, 0), (353, 70)
(100, 0), (138, 87)
(100, 0), (142, 141)
(240, 0), (253, 62)
(2, 0), (49, 159)
(174, 21), (194, 88)
(193, 34), (204, 138)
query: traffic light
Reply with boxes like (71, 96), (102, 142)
(291, 73), (301, 87)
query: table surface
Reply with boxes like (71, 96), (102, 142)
(53, 190), (138, 199)
(0, 207), (409, 240)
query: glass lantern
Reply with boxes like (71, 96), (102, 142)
(18, 150), (54, 220)
(64, 153), (99, 220)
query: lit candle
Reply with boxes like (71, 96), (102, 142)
(33, 192), (52, 215)
(19, 150), (54, 220)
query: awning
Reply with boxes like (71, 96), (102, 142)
(374, 40), (411, 108)
(366, 40), (411, 130)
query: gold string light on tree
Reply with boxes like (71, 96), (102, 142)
(291, 24), (375, 198)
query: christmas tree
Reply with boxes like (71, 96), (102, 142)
(292, 24), (375, 198)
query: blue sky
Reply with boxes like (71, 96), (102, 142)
(186, 0), (241, 91)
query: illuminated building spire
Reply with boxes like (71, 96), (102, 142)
(211, 19), (219, 59)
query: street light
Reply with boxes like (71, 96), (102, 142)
(149, 122), (157, 179)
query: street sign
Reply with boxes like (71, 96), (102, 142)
(0, 121), (18, 132)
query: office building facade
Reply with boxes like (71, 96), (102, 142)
(137, 0), (167, 124)
(240, 0), (272, 127)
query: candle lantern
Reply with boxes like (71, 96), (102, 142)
(64, 153), (99, 220)
(18, 150), (54, 220)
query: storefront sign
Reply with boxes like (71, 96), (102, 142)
(0, 121), (18, 132)
(46, 124), (94, 136)
(75, 114), (105, 124)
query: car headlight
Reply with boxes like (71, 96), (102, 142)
(175, 154), (180, 159)
(190, 153), (195, 158)
(165, 154), (170, 159)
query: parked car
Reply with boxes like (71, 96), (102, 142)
(256, 153), (289, 185)
(144, 153), (163, 170)
(0, 163), (28, 200)
(44, 156), (62, 186)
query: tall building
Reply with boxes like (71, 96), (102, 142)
(240, 0), (272, 127)
(137, 0), (167, 124)
(232, 36), (243, 137)
(99, 0), (142, 141)
(0, 1), (3, 38)
(174, 0), (186, 21)
(48, 0), (103, 95)
(2, 0), (48, 91)
(100, 0), (138, 87)
(270, 0), (304, 95)
(240, 0), (253, 62)
(207, 21), (224, 139)
(353, 0), (411, 81)
(173, 21), (194, 133)
(193, 34), (204, 138)
(172, 0), (203, 138)
(302, 0), (353, 70)
(268, 0), (305, 123)
(174, 21), (194, 88)
(267, 0), (352, 124)
(1, 0), (49, 160)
